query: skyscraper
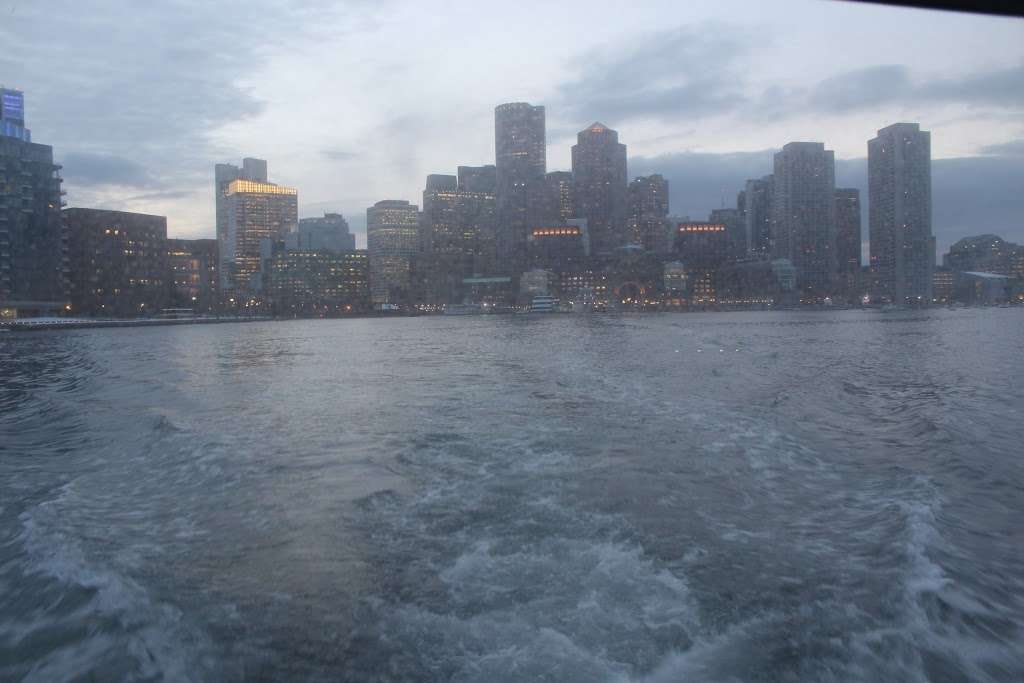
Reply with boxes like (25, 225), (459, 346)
(494, 102), (546, 267)
(770, 142), (836, 298)
(834, 188), (862, 298)
(223, 177), (298, 293)
(215, 157), (269, 289)
(545, 171), (576, 224)
(572, 123), (627, 256)
(868, 123), (933, 304)
(0, 89), (67, 317)
(290, 213), (356, 252)
(627, 174), (669, 253)
(367, 199), (419, 305)
(743, 176), (773, 256)
(709, 207), (745, 259)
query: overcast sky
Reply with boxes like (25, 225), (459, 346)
(2, 0), (1022, 254)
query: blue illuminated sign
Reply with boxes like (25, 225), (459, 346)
(2, 91), (25, 122)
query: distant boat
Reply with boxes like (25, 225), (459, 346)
(529, 296), (559, 313)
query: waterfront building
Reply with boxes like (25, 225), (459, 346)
(0, 88), (68, 318)
(744, 176), (773, 256)
(416, 169), (499, 305)
(528, 222), (589, 268)
(221, 176), (297, 294)
(168, 238), (218, 312)
(932, 267), (955, 304)
(602, 246), (664, 308)
(627, 174), (669, 253)
(65, 208), (168, 317)
(288, 213), (355, 252)
(214, 157), (268, 288)
(717, 259), (792, 307)
(572, 122), (628, 256)
(262, 245), (370, 316)
(672, 222), (732, 304)
(953, 271), (1011, 305)
(367, 199), (419, 305)
(663, 261), (688, 307)
(771, 142), (837, 299)
(835, 188), (862, 301)
(520, 268), (554, 299)
(943, 234), (1024, 277)
(869, 123), (933, 304)
(495, 102), (546, 267)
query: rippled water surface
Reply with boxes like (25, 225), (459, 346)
(2, 310), (1023, 681)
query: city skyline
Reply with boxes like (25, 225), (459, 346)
(2, 0), (1022, 255)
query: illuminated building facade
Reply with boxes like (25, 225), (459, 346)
(223, 177), (298, 293)
(168, 238), (217, 312)
(869, 123), (933, 304)
(628, 174), (669, 253)
(1, 89), (67, 318)
(744, 176), (773, 256)
(263, 247), (370, 316)
(65, 208), (168, 317)
(663, 261), (688, 306)
(495, 102), (546, 267)
(215, 157), (268, 289)
(771, 142), (837, 298)
(572, 122), (627, 256)
(367, 199), (419, 305)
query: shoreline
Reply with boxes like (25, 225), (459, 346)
(3, 304), (1012, 332)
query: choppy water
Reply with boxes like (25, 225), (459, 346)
(2, 310), (1023, 682)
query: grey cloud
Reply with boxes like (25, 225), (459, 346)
(554, 23), (1024, 126)
(59, 152), (160, 189)
(322, 149), (359, 161)
(778, 62), (1024, 118)
(806, 65), (913, 114)
(978, 139), (1024, 156)
(0, 0), (374, 212)
(631, 149), (1024, 256)
(553, 25), (751, 125)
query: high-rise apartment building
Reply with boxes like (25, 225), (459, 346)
(222, 177), (298, 293)
(65, 208), (169, 317)
(627, 174), (669, 253)
(0, 89), (67, 317)
(494, 102), (546, 267)
(572, 123), (627, 256)
(367, 199), (419, 305)
(743, 176), (773, 256)
(834, 188), (862, 298)
(770, 142), (837, 298)
(168, 238), (218, 312)
(868, 123), (933, 304)
(214, 157), (269, 288)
